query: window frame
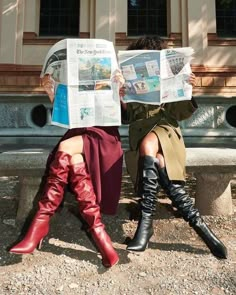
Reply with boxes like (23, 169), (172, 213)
(39, 0), (80, 37)
(127, 0), (168, 37)
(215, 0), (236, 38)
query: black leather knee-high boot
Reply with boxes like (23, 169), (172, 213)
(127, 155), (160, 252)
(158, 167), (227, 259)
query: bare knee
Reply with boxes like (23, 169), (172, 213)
(139, 132), (160, 157)
(156, 153), (165, 168)
(70, 154), (84, 165)
(58, 136), (83, 155)
(58, 140), (72, 153)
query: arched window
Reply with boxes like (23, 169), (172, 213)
(216, 0), (236, 37)
(128, 0), (167, 37)
(39, 0), (80, 36)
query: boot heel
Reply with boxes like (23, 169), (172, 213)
(37, 238), (44, 250)
(127, 237), (151, 252)
(126, 213), (154, 252)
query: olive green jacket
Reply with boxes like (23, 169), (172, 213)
(123, 99), (198, 184)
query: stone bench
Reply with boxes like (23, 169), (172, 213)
(186, 147), (236, 216)
(0, 146), (235, 224)
(0, 145), (52, 223)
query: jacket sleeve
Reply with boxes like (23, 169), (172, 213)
(165, 97), (198, 121)
(121, 102), (142, 124)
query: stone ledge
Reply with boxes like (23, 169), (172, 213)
(0, 146), (235, 176)
(186, 147), (236, 173)
(0, 146), (51, 176)
(0, 146), (235, 219)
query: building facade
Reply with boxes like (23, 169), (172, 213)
(0, 0), (235, 146)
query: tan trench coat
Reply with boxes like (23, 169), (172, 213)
(123, 99), (198, 186)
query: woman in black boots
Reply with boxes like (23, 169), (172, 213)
(119, 36), (227, 259)
(9, 74), (123, 268)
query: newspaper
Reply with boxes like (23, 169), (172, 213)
(118, 47), (194, 105)
(41, 39), (121, 128)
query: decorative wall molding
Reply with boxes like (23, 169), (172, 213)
(192, 65), (236, 97)
(23, 32), (90, 45)
(0, 64), (236, 96)
(192, 65), (236, 73)
(115, 32), (182, 47)
(115, 32), (236, 47)
(0, 64), (43, 94)
(0, 64), (42, 72)
(168, 33), (182, 47)
(208, 33), (236, 46)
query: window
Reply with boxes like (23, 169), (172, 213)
(128, 0), (167, 37)
(39, 0), (80, 37)
(216, 0), (236, 37)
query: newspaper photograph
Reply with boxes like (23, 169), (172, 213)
(41, 39), (121, 128)
(118, 47), (194, 105)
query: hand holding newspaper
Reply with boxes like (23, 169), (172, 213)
(41, 39), (121, 129)
(41, 40), (194, 128)
(40, 74), (55, 103)
(118, 47), (194, 105)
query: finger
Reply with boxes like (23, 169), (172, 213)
(119, 87), (126, 97)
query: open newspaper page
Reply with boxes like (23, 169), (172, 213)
(160, 47), (194, 103)
(41, 39), (121, 128)
(40, 39), (69, 128)
(118, 50), (162, 104)
(66, 39), (121, 128)
(118, 47), (194, 105)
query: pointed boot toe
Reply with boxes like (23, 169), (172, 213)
(9, 245), (26, 254)
(126, 212), (154, 252)
(102, 251), (119, 268)
(9, 236), (45, 254)
(126, 241), (146, 252)
(126, 234), (153, 252)
(193, 219), (228, 259)
(9, 243), (35, 254)
(206, 239), (228, 259)
(91, 226), (119, 268)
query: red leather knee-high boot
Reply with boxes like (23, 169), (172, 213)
(69, 162), (119, 268)
(9, 151), (71, 254)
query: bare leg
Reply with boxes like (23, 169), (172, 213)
(9, 136), (84, 254)
(69, 149), (119, 267)
(127, 132), (161, 251)
(157, 160), (227, 259)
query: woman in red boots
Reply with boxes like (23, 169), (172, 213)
(9, 75), (123, 268)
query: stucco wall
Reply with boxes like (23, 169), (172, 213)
(0, 0), (18, 63)
(1, 0), (235, 67)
